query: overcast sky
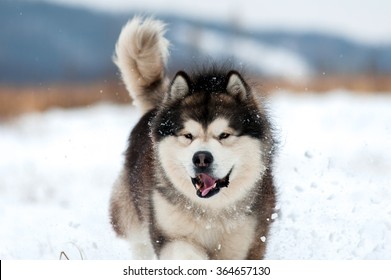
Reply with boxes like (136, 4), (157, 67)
(43, 0), (391, 44)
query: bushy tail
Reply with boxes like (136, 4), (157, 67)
(113, 17), (169, 113)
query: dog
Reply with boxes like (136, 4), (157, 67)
(109, 17), (277, 260)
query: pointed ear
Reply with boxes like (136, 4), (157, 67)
(226, 71), (249, 100)
(165, 71), (191, 102)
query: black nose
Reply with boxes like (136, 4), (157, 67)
(192, 151), (214, 169)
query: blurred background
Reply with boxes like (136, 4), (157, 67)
(1, 0), (391, 259)
(1, 0), (391, 116)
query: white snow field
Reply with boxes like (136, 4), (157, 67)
(0, 91), (390, 259)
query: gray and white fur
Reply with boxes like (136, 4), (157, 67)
(110, 17), (277, 260)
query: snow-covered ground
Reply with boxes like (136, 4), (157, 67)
(1, 91), (391, 259)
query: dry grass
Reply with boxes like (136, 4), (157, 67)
(256, 75), (391, 95)
(1, 75), (390, 118)
(0, 81), (130, 118)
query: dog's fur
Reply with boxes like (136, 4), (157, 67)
(109, 17), (277, 260)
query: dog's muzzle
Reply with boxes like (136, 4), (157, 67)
(191, 151), (231, 198)
(191, 170), (231, 198)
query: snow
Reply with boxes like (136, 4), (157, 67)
(1, 91), (391, 259)
(176, 29), (310, 78)
(0, 104), (136, 259)
(266, 91), (391, 259)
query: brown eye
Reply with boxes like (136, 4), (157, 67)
(219, 133), (230, 140)
(184, 133), (193, 140)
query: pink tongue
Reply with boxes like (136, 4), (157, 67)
(199, 174), (217, 197)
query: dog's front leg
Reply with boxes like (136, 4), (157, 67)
(159, 240), (208, 260)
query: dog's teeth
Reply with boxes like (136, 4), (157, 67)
(213, 183), (217, 188)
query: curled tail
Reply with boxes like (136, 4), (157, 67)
(114, 17), (169, 113)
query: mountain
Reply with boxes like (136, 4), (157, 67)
(0, 0), (125, 84)
(1, 0), (390, 84)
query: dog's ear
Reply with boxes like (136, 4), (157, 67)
(165, 71), (191, 102)
(226, 71), (250, 100)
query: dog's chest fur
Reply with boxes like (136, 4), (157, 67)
(152, 191), (257, 259)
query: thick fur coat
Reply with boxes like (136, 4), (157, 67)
(109, 17), (277, 260)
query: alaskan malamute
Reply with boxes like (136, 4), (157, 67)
(110, 17), (277, 260)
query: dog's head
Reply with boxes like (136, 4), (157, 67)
(151, 69), (273, 206)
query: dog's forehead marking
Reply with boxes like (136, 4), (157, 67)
(183, 118), (230, 137)
(183, 120), (203, 135)
(207, 118), (230, 135)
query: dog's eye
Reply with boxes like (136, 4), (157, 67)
(183, 133), (193, 140)
(218, 133), (230, 140)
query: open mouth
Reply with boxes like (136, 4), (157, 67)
(191, 170), (231, 198)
